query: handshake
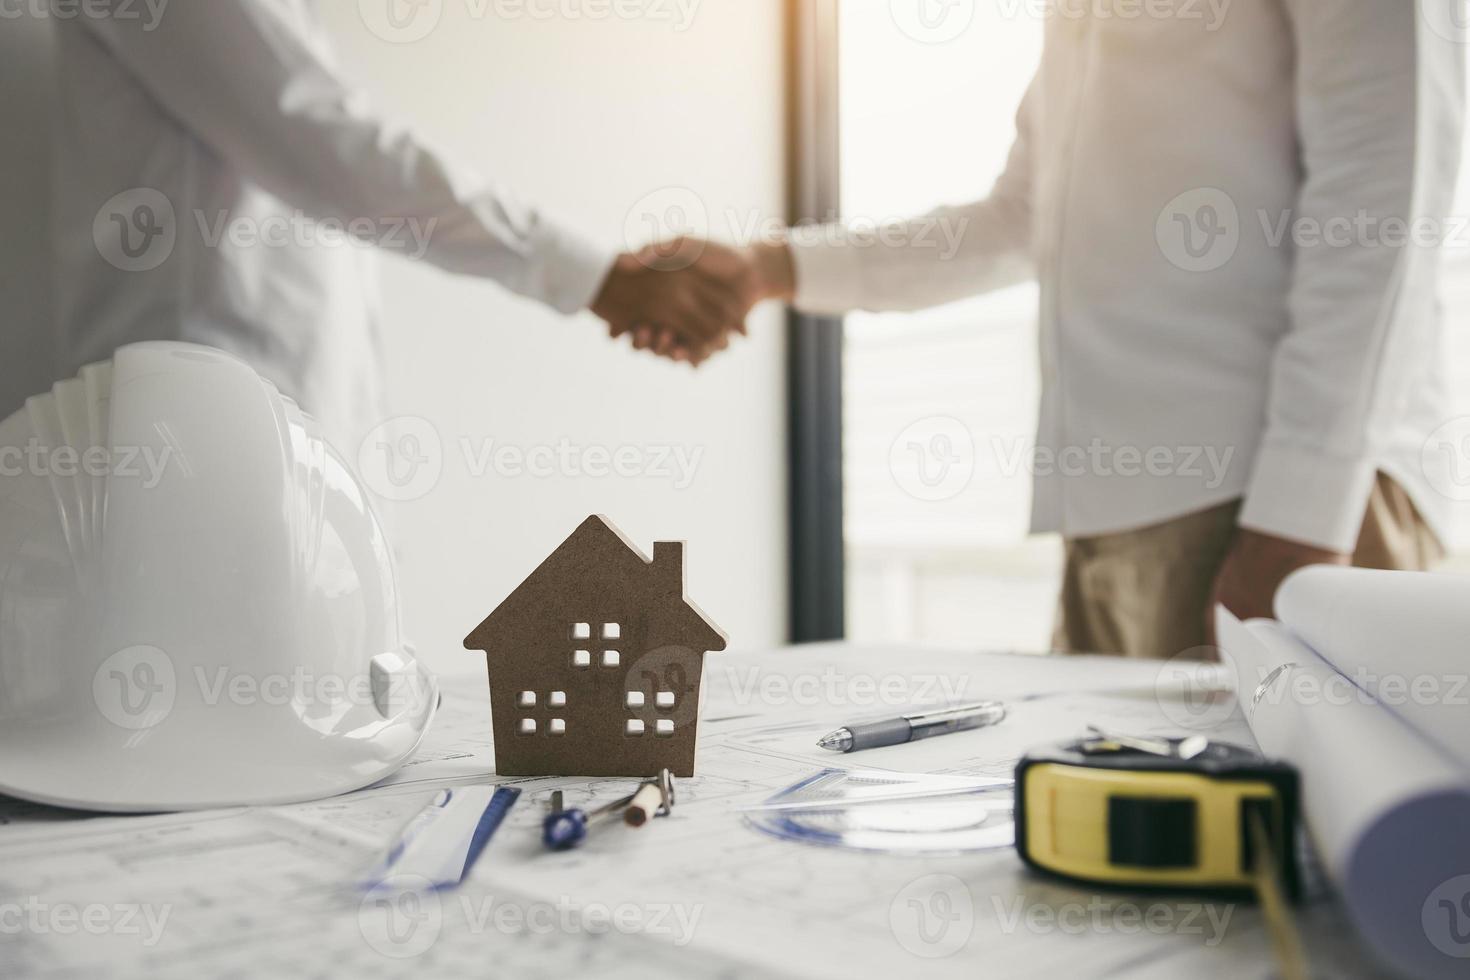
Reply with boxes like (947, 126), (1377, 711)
(590, 237), (795, 366)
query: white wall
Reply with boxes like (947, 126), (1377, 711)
(0, 12), (56, 419)
(314, 2), (790, 675)
(0, 3), (789, 677)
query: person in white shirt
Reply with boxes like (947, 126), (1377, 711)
(678, 2), (1460, 658)
(52, 0), (753, 453)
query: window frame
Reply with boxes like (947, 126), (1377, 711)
(787, 0), (846, 642)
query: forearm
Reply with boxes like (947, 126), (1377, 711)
(783, 197), (1034, 315)
(78, 0), (614, 313)
(774, 75), (1037, 317)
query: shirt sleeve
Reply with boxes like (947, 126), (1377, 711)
(75, 0), (616, 314)
(1238, 3), (1464, 552)
(789, 75), (1036, 315)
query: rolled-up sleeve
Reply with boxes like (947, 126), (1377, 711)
(75, 0), (615, 313)
(789, 76), (1037, 315)
(1239, 2), (1464, 551)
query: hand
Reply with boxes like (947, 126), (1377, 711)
(593, 237), (797, 365)
(1208, 528), (1349, 641)
(637, 238), (797, 362)
(592, 238), (757, 366)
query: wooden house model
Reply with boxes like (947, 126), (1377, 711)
(463, 516), (727, 777)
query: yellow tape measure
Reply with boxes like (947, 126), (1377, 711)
(1015, 735), (1306, 978)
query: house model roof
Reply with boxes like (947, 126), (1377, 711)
(463, 515), (728, 655)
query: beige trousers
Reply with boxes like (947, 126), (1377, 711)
(1053, 473), (1443, 660)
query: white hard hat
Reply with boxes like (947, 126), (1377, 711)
(0, 342), (437, 812)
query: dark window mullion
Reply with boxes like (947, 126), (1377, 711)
(786, 0), (845, 643)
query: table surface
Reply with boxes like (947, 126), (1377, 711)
(0, 644), (1393, 979)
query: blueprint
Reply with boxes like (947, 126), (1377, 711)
(0, 646), (1393, 979)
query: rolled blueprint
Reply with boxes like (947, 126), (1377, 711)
(1276, 566), (1470, 773)
(1217, 609), (1470, 980)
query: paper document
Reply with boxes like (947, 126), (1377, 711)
(1275, 566), (1470, 773)
(0, 646), (1386, 979)
(1217, 607), (1470, 980)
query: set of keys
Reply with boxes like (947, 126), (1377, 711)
(541, 769), (676, 851)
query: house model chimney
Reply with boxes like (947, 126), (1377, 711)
(652, 541), (684, 593)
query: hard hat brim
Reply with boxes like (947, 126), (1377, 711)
(0, 667), (439, 813)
